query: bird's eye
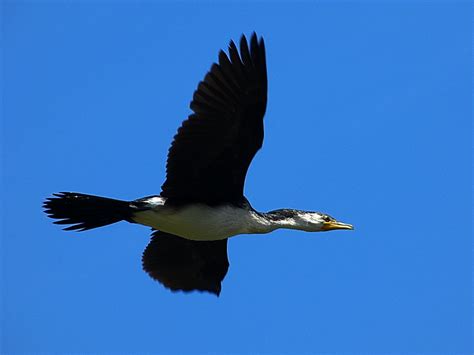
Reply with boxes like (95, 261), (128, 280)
(323, 215), (331, 222)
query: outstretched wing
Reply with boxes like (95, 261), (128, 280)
(161, 33), (267, 205)
(142, 231), (229, 296)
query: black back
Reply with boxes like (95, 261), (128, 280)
(142, 231), (229, 296)
(161, 33), (267, 205)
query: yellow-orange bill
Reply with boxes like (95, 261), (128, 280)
(322, 221), (354, 231)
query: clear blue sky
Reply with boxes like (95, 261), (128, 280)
(2, 2), (471, 354)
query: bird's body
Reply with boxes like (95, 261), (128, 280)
(44, 33), (353, 295)
(131, 196), (269, 241)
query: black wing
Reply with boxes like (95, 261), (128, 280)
(161, 33), (267, 205)
(142, 231), (229, 296)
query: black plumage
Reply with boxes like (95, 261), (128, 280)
(142, 231), (229, 296)
(43, 192), (133, 231)
(161, 33), (267, 206)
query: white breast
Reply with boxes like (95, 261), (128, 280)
(132, 203), (271, 241)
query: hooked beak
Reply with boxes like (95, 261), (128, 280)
(322, 220), (354, 231)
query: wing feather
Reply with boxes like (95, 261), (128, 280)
(142, 231), (229, 296)
(161, 32), (267, 205)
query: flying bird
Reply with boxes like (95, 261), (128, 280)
(44, 33), (353, 296)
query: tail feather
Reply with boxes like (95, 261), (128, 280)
(43, 192), (133, 231)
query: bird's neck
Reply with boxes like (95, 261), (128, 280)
(249, 210), (304, 234)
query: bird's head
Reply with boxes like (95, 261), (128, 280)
(264, 209), (354, 232)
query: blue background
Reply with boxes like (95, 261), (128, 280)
(2, 2), (471, 354)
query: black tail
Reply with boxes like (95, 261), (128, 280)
(43, 192), (134, 231)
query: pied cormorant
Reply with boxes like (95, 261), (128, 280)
(44, 33), (353, 296)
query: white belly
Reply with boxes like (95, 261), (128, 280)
(132, 203), (265, 241)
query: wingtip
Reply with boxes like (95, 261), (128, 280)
(239, 33), (249, 50)
(250, 31), (258, 42)
(228, 39), (237, 50)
